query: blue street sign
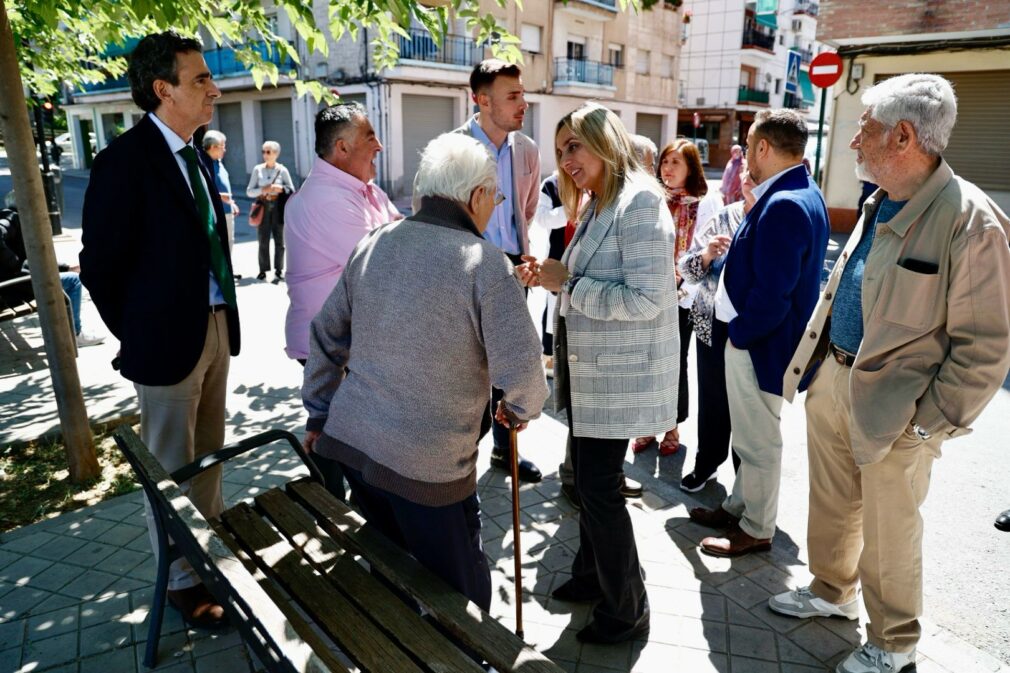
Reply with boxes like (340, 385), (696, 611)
(785, 50), (801, 95)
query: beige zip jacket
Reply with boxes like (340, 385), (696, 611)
(783, 160), (1010, 465)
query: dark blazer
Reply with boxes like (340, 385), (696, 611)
(81, 114), (240, 386)
(723, 164), (828, 396)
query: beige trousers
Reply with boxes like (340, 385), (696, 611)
(139, 312), (229, 590)
(721, 342), (784, 540)
(805, 355), (939, 653)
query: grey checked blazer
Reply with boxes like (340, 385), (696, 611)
(553, 174), (680, 439)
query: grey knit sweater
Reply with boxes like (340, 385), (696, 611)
(302, 196), (549, 506)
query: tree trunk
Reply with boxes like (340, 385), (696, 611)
(0, 0), (98, 481)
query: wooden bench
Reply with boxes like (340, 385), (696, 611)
(0, 276), (76, 356)
(113, 425), (565, 673)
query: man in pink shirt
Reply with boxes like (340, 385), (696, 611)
(284, 102), (400, 366)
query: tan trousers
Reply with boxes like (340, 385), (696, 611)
(721, 342), (784, 540)
(805, 355), (939, 653)
(139, 312), (229, 590)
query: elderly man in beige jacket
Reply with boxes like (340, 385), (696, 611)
(768, 74), (1010, 673)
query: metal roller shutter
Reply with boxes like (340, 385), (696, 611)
(261, 99), (297, 184)
(400, 94), (456, 198)
(215, 102), (246, 190)
(941, 70), (1010, 194)
(636, 113), (664, 152)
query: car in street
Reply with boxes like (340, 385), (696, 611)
(55, 131), (96, 156)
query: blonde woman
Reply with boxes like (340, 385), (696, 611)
(246, 140), (295, 281)
(518, 102), (677, 645)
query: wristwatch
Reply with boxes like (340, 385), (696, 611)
(912, 423), (931, 441)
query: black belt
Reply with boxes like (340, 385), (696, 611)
(829, 342), (856, 367)
(209, 304), (229, 313)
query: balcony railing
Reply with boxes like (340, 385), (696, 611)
(742, 29), (776, 51)
(554, 58), (615, 87)
(78, 42), (294, 94)
(795, 48), (814, 64)
(784, 92), (810, 109)
(558, 0), (618, 10)
(397, 28), (484, 67)
(738, 86), (770, 104)
(794, 0), (819, 16)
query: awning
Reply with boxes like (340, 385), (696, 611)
(756, 0), (778, 29)
(799, 69), (816, 105)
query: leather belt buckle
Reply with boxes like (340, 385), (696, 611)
(829, 343), (855, 367)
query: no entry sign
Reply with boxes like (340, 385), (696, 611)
(809, 52), (844, 88)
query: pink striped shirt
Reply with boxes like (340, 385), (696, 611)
(284, 157), (401, 359)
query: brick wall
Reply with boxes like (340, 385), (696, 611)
(818, 0), (1010, 41)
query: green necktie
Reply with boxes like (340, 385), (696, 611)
(178, 145), (236, 308)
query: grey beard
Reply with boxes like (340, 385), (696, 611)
(855, 162), (875, 182)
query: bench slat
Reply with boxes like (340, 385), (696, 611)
(213, 522), (353, 673)
(255, 487), (486, 673)
(222, 502), (426, 673)
(114, 427), (335, 673)
(287, 480), (566, 673)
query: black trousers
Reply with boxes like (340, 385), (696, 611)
(560, 322), (648, 631)
(677, 305), (692, 424)
(693, 319), (740, 476)
(257, 202), (284, 274)
(339, 464), (492, 612)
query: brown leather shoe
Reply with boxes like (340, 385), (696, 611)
(167, 584), (228, 630)
(688, 506), (740, 529)
(699, 528), (772, 557)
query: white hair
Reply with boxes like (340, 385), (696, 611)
(413, 133), (497, 206)
(202, 129), (226, 149)
(262, 140), (281, 154)
(630, 134), (657, 166)
(861, 73), (957, 156)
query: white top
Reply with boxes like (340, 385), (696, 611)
(148, 113), (224, 306)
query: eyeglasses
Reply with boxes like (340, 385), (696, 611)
(494, 191), (506, 206)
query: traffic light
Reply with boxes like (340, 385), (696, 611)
(41, 99), (55, 125)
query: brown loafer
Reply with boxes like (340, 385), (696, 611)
(688, 506), (740, 529)
(167, 584), (229, 630)
(699, 528), (772, 557)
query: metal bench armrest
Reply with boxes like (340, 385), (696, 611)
(170, 429), (323, 485)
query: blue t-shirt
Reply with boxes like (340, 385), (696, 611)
(829, 197), (907, 354)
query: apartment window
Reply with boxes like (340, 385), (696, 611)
(636, 49), (650, 75)
(567, 39), (586, 60)
(521, 24), (542, 53)
(775, 78), (782, 94)
(609, 44), (624, 68)
(658, 55), (673, 78)
(779, 34), (785, 46)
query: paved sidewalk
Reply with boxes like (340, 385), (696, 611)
(1, 233), (1008, 672)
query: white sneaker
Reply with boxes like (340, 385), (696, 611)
(836, 643), (916, 673)
(76, 331), (106, 347)
(768, 586), (859, 620)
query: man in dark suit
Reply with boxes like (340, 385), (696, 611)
(689, 108), (829, 557)
(80, 31), (238, 628)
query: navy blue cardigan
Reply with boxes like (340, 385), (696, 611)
(723, 165), (829, 396)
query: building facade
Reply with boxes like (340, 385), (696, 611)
(815, 0), (1010, 230)
(65, 0), (688, 204)
(678, 0), (830, 170)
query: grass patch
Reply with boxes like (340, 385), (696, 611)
(0, 428), (140, 533)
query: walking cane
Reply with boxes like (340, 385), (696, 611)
(509, 422), (525, 640)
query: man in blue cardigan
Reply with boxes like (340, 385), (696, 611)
(690, 109), (829, 557)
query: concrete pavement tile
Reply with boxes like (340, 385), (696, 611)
(0, 556), (54, 587)
(817, 614), (862, 646)
(743, 561), (796, 595)
(481, 494), (515, 518)
(0, 582), (12, 599)
(105, 577), (150, 596)
(97, 548), (149, 577)
(716, 575), (773, 610)
(30, 591), (81, 616)
(578, 640), (632, 670)
(540, 600), (591, 630)
(914, 658), (958, 673)
(80, 618), (134, 657)
(632, 644), (728, 672)
(0, 549), (19, 571)
(30, 535), (89, 562)
(133, 628), (194, 669)
(63, 516), (117, 541)
(95, 523), (147, 549)
(193, 644), (256, 673)
(780, 665), (829, 673)
(80, 644), (139, 673)
(26, 604), (78, 641)
(728, 656), (780, 672)
(647, 585), (726, 621)
(726, 552), (771, 575)
(569, 664), (624, 673)
(0, 586), (60, 623)
(25, 561), (87, 593)
(0, 531), (60, 556)
(728, 623), (778, 661)
(776, 634), (823, 666)
(188, 629), (242, 658)
(787, 621), (852, 663)
(19, 629), (78, 670)
(647, 613), (726, 653)
(80, 592), (130, 629)
(0, 645), (20, 672)
(747, 599), (814, 635)
(56, 569), (118, 600)
(0, 618), (25, 650)
(724, 601), (766, 628)
(535, 626), (582, 664)
(62, 540), (118, 567)
(126, 533), (153, 554)
(125, 560), (156, 583)
(537, 542), (576, 573)
(89, 498), (144, 524)
(918, 628), (1006, 673)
